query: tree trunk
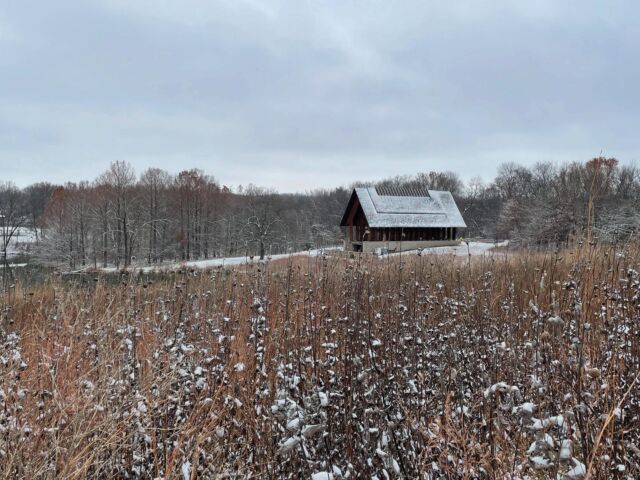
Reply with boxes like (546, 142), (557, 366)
(123, 209), (129, 267)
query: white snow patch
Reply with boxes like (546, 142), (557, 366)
(385, 241), (508, 258)
(311, 473), (334, 480)
(97, 246), (342, 272)
(181, 460), (191, 480)
(277, 436), (301, 455)
(564, 459), (586, 478)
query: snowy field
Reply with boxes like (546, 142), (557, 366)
(1, 239), (507, 271)
(100, 241), (507, 273)
(2, 227), (37, 258)
(101, 247), (342, 273)
(388, 240), (508, 257)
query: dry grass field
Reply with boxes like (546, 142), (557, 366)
(1, 244), (639, 479)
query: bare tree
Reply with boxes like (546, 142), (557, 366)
(97, 161), (136, 267)
(23, 182), (55, 242)
(172, 169), (221, 260)
(140, 168), (172, 263)
(242, 186), (282, 260)
(584, 157), (618, 242)
(38, 186), (73, 268)
(616, 164), (639, 200)
(0, 182), (27, 280)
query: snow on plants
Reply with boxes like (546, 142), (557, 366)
(0, 245), (638, 478)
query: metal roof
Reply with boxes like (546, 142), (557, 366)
(342, 187), (467, 228)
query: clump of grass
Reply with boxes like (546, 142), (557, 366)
(1, 243), (639, 478)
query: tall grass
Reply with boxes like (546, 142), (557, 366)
(1, 243), (639, 478)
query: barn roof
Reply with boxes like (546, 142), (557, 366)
(340, 187), (467, 229)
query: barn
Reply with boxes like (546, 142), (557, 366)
(339, 186), (467, 253)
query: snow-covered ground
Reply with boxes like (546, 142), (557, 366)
(95, 241), (506, 273)
(0, 263), (28, 269)
(102, 247), (342, 273)
(388, 240), (508, 257)
(171, 247), (339, 270)
(3, 227), (37, 257)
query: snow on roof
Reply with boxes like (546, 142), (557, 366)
(348, 187), (467, 228)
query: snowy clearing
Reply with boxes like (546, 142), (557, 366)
(89, 241), (507, 273)
(2, 227), (37, 257)
(100, 247), (342, 273)
(387, 240), (508, 258)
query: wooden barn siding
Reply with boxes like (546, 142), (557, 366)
(343, 196), (370, 242)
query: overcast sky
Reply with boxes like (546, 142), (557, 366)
(1, 1), (638, 192)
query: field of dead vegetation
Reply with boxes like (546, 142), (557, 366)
(1, 244), (639, 479)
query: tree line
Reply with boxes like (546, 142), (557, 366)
(372, 157), (639, 246)
(1, 157), (638, 268)
(1, 161), (350, 268)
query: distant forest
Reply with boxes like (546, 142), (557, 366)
(1, 157), (638, 268)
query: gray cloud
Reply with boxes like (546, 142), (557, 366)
(0, 0), (638, 190)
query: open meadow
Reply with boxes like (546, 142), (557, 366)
(1, 244), (639, 479)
